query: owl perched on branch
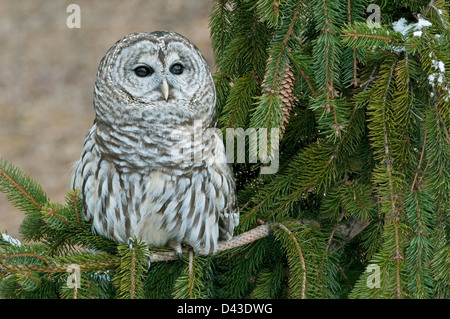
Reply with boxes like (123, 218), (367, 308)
(72, 31), (239, 256)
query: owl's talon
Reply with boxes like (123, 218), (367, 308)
(128, 238), (134, 249)
(177, 252), (183, 261)
(146, 256), (151, 271)
(195, 249), (200, 257)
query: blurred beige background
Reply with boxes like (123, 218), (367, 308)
(0, 0), (214, 238)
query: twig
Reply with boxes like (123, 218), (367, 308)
(45, 206), (70, 227)
(345, 30), (394, 43)
(277, 223), (306, 299)
(347, 0), (359, 87)
(411, 132), (427, 192)
(330, 218), (371, 252)
(71, 190), (82, 229)
(325, 209), (346, 255)
(148, 224), (273, 263)
(425, 0), (448, 30)
(1, 253), (48, 263)
(381, 57), (403, 299)
(188, 250), (194, 299)
(130, 245), (136, 299)
(0, 167), (43, 211)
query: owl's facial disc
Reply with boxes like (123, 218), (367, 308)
(113, 38), (204, 107)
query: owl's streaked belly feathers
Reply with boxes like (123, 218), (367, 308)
(72, 123), (238, 254)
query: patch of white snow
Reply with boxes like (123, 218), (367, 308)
(1, 233), (22, 247)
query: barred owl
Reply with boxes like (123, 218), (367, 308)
(72, 31), (239, 255)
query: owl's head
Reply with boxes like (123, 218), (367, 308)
(94, 31), (216, 126)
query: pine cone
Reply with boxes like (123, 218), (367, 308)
(279, 65), (295, 135)
(262, 56), (295, 136)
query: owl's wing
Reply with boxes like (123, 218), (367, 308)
(71, 124), (99, 224)
(217, 164), (240, 241)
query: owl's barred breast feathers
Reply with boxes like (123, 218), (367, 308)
(72, 32), (239, 255)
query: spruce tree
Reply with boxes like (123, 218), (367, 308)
(1, 0), (449, 299)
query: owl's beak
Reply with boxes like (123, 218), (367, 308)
(160, 79), (169, 101)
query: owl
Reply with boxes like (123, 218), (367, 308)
(71, 31), (239, 256)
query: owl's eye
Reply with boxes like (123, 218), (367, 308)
(170, 63), (184, 75)
(134, 66), (153, 77)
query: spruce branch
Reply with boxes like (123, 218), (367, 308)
(325, 209), (346, 256)
(0, 168), (42, 212)
(265, 0), (305, 92)
(0, 159), (48, 214)
(1, 253), (48, 263)
(312, 0), (347, 138)
(130, 245), (137, 299)
(344, 29), (394, 44)
(1, 254), (117, 274)
(114, 239), (148, 299)
(411, 132), (427, 192)
(147, 218), (368, 263)
(188, 250), (194, 299)
(288, 51), (318, 98)
(282, 69), (372, 204)
(425, 0), (448, 30)
(250, 0), (305, 133)
(346, 0), (359, 87)
(276, 222), (306, 299)
(69, 190), (83, 229)
(380, 57), (404, 298)
(44, 206), (70, 227)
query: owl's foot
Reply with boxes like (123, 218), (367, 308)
(168, 240), (183, 261)
(172, 245), (200, 261)
(167, 241), (201, 261)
